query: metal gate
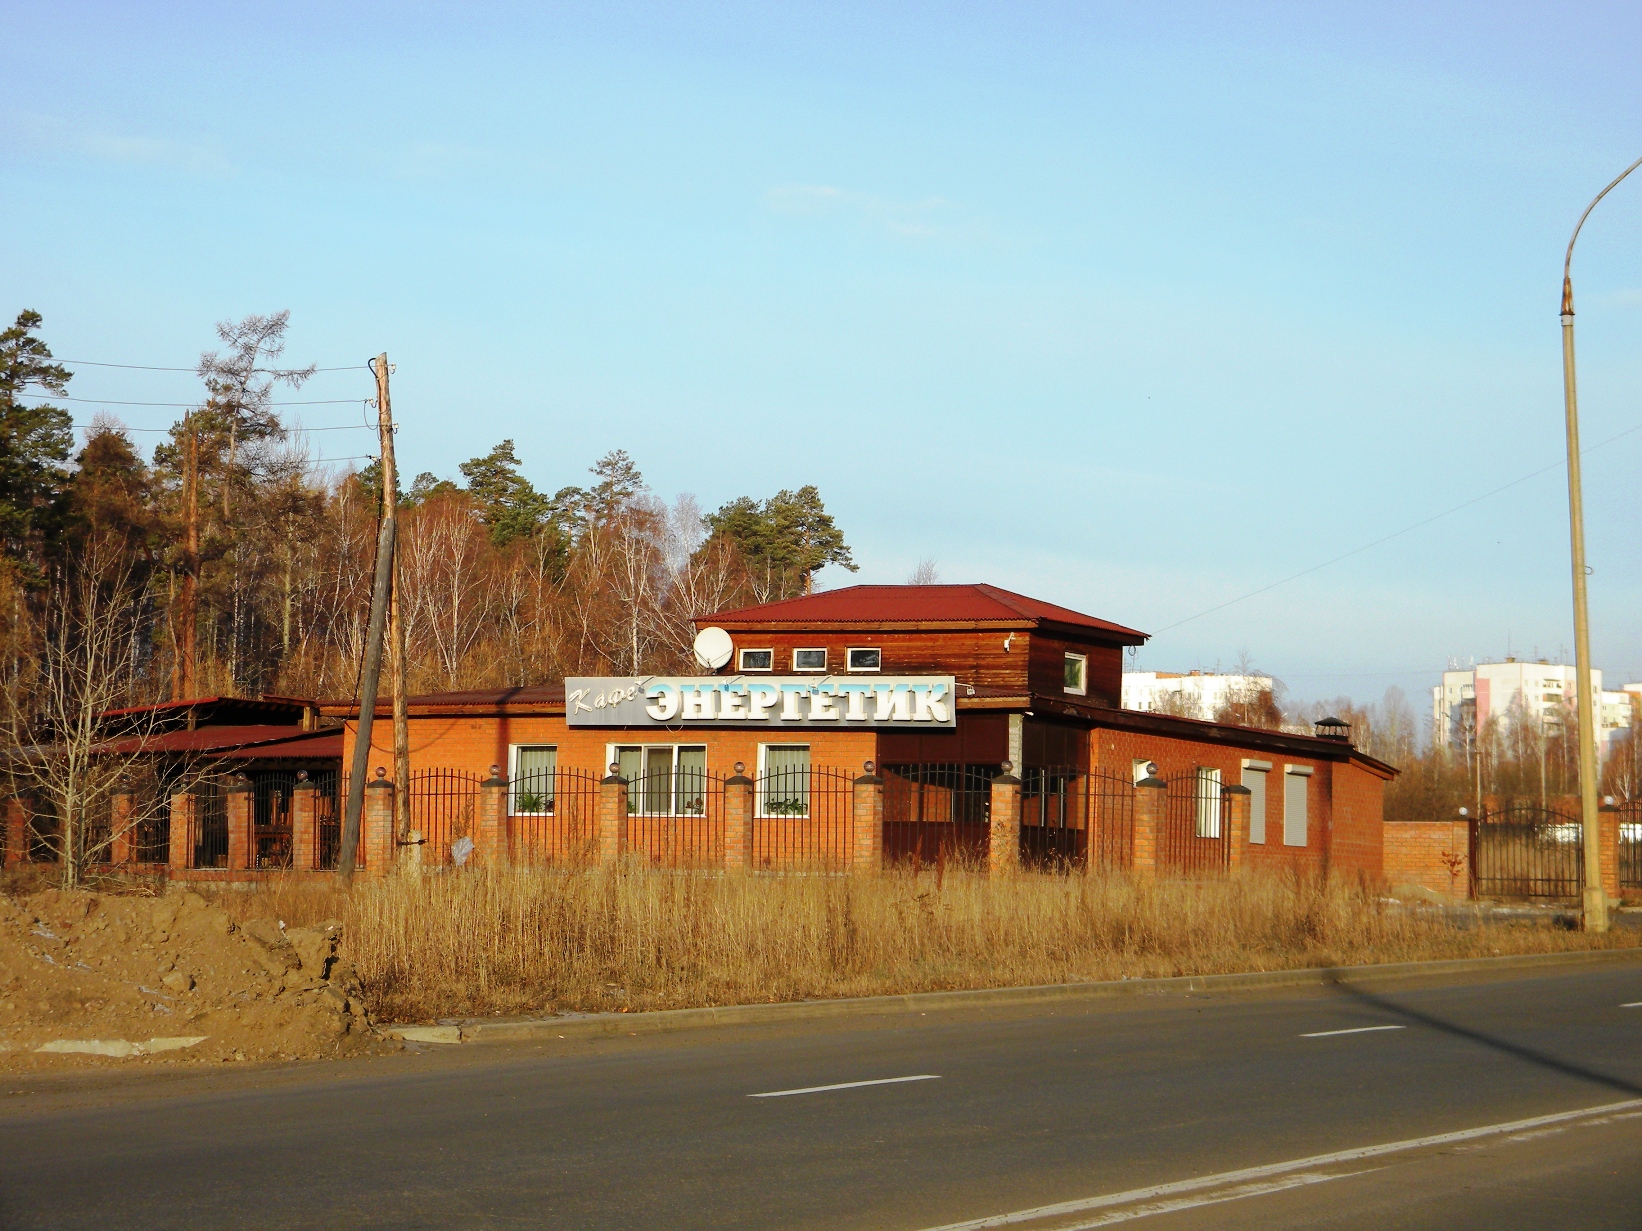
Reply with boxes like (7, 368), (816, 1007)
(1471, 804), (1583, 900)
(882, 763), (993, 869)
(411, 769), (481, 866)
(191, 779), (228, 868)
(1162, 772), (1231, 874)
(1620, 802), (1642, 892)
(1021, 766), (1086, 869)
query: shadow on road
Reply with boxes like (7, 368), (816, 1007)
(1322, 970), (1642, 1097)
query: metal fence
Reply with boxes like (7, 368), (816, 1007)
(1471, 804), (1583, 900)
(625, 768), (726, 869)
(190, 779), (229, 869)
(1020, 766), (1086, 869)
(1162, 772), (1232, 874)
(882, 763), (993, 869)
(1087, 770), (1136, 870)
(312, 772), (361, 871)
(252, 772), (297, 869)
(1622, 803), (1642, 891)
(510, 767), (603, 865)
(752, 766), (855, 871)
(411, 769), (480, 867)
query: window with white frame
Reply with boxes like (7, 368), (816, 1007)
(758, 744), (811, 817)
(612, 744), (708, 815)
(792, 648), (827, 672)
(1195, 766), (1222, 838)
(1064, 653), (1087, 695)
(1283, 765), (1311, 846)
(510, 745), (557, 815)
(738, 648), (774, 672)
(1242, 760), (1271, 844)
(847, 647), (882, 672)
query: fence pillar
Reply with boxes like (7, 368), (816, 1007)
(225, 779), (254, 872)
(168, 793), (195, 871)
(364, 770), (396, 875)
(478, 766), (509, 867)
(3, 797), (27, 867)
(852, 763), (884, 876)
(1133, 777), (1166, 879)
(292, 775), (319, 872)
(109, 792), (136, 866)
(1599, 804), (1621, 902)
(1223, 784), (1250, 873)
(724, 764), (753, 873)
(598, 767), (628, 866)
(988, 766), (1021, 876)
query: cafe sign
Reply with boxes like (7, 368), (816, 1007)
(565, 676), (957, 728)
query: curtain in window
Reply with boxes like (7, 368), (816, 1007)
(512, 747), (557, 814)
(762, 745), (811, 817)
(676, 746), (707, 815)
(1195, 767), (1222, 838)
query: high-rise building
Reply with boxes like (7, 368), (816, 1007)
(1431, 658), (1632, 757)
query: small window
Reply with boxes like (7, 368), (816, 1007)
(1064, 653), (1087, 695)
(792, 648), (827, 672)
(847, 647), (881, 673)
(738, 648), (774, 672)
(1195, 767), (1222, 838)
(759, 744), (811, 818)
(510, 745), (557, 815)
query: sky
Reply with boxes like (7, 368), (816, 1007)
(4, 1), (1642, 725)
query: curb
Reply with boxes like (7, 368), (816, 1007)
(394, 945), (1642, 1046)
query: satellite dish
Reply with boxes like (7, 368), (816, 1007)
(692, 626), (734, 671)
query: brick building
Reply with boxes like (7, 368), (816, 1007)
(328, 584), (1396, 877)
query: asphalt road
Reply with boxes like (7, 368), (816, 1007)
(1, 959), (1640, 1230)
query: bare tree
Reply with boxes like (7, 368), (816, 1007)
(906, 558), (940, 585)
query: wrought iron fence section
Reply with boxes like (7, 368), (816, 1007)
(511, 767), (603, 864)
(190, 779), (229, 869)
(752, 766), (854, 871)
(1471, 804), (1583, 900)
(1621, 802), (1642, 891)
(625, 769), (725, 868)
(1162, 772), (1231, 874)
(252, 772), (297, 869)
(411, 769), (481, 867)
(1088, 770), (1136, 870)
(311, 772), (356, 870)
(882, 763), (994, 869)
(1020, 765), (1086, 869)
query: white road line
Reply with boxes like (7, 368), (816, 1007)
(911, 1097), (1642, 1231)
(1050, 1170), (1375, 1229)
(1299, 1025), (1407, 1038)
(1620, 1001), (1642, 1008)
(749, 1074), (941, 1098)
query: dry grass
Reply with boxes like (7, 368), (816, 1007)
(205, 864), (1641, 1025)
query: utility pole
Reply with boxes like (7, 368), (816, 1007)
(1560, 153), (1642, 933)
(337, 355), (399, 881)
(374, 354), (412, 840)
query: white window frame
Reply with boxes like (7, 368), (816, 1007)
(1064, 652), (1087, 696)
(607, 743), (708, 816)
(738, 648), (774, 672)
(1195, 767), (1222, 838)
(792, 647), (827, 673)
(846, 647), (882, 673)
(1241, 759), (1271, 845)
(756, 743), (811, 818)
(1283, 764), (1312, 847)
(509, 744), (558, 816)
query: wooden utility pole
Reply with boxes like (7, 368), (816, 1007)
(337, 355), (399, 881)
(375, 355), (412, 840)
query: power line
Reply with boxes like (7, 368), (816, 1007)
(73, 422), (373, 434)
(21, 395), (368, 408)
(53, 359), (369, 373)
(1155, 417), (1642, 635)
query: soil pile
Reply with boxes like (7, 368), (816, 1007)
(0, 888), (382, 1067)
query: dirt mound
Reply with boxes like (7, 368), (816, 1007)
(0, 888), (384, 1068)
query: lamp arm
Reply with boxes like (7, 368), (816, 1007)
(1562, 154), (1642, 314)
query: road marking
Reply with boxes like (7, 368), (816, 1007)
(911, 1097), (1642, 1231)
(749, 1074), (940, 1098)
(1621, 1001), (1642, 1008)
(1044, 1170), (1375, 1229)
(1299, 1025), (1407, 1038)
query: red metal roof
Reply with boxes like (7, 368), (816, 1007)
(703, 584), (1147, 641)
(99, 726), (341, 757)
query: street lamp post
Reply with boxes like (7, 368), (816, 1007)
(1560, 153), (1642, 934)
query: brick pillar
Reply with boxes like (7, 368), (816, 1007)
(364, 770), (395, 875)
(852, 763), (884, 877)
(478, 766), (509, 867)
(1133, 777), (1165, 879)
(988, 767), (1021, 877)
(292, 776), (319, 872)
(3, 797), (27, 868)
(225, 779), (254, 872)
(109, 792), (136, 866)
(1223, 784), (1250, 873)
(1599, 804), (1621, 901)
(598, 767), (628, 867)
(168, 793), (195, 870)
(723, 764), (753, 873)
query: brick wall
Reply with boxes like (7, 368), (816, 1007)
(1383, 820), (1471, 899)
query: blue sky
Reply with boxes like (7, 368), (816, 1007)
(5, 2), (1642, 719)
